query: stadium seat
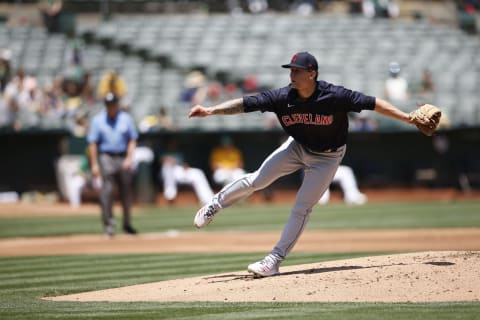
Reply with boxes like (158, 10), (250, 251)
(2, 11), (480, 132)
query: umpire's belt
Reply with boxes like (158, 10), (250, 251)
(305, 145), (344, 156)
(100, 151), (127, 157)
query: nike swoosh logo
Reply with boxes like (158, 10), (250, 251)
(287, 104), (295, 108)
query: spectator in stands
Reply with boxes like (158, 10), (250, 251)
(97, 69), (128, 101)
(62, 37), (86, 104)
(42, 80), (65, 117)
(318, 165), (367, 205)
(39, 0), (63, 33)
(242, 75), (259, 94)
(205, 82), (224, 105)
(227, 0), (244, 15)
(456, 0), (478, 34)
(362, 0), (399, 19)
(156, 107), (175, 130)
(159, 138), (214, 205)
(290, 0), (316, 15)
(80, 71), (96, 106)
(247, 0), (269, 14)
(62, 77), (83, 115)
(224, 82), (241, 99)
(384, 62), (409, 105)
(209, 136), (246, 187)
(4, 68), (26, 99)
(180, 70), (208, 105)
(17, 76), (43, 115)
(139, 106), (175, 133)
(0, 49), (11, 93)
(64, 37), (84, 67)
(51, 76), (66, 100)
(2, 69), (44, 129)
(349, 112), (378, 132)
(348, 0), (364, 15)
(416, 68), (435, 101)
(0, 94), (20, 130)
(0, 96), (8, 126)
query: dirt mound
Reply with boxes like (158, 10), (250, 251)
(46, 251), (480, 303)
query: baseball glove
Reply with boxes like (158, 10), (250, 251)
(409, 104), (442, 136)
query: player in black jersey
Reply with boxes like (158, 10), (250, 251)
(190, 52), (415, 277)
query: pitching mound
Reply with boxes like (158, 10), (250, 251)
(46, 251), (479, 303)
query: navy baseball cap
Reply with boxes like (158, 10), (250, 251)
(282, 52), (318, 71)
(104, 92), (118, 105)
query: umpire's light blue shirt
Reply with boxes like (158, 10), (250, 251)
(87, 110), (139, 153)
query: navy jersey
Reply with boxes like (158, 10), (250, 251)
(243, 80), (376, 153)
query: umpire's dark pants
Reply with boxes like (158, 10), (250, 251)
(99, 153), (133, 228)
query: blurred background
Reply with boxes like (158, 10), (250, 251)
(0, 0), (479, 206)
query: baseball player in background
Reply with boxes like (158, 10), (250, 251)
(189, 52), (428, 277)
(317, 165), (367, 205)
(160, 138), (214, 205)
(209, 135), (246, 187)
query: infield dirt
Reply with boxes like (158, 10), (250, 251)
(46, 251), (480, 303)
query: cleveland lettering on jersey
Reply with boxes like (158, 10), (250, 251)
(243, 80), (376, 152)
(282, 113), (333, 127)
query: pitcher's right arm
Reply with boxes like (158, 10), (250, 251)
(188, 98), (244, 117)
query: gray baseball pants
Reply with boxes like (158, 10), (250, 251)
(215, 137), (345, 259)
(99, 153), (133, 228)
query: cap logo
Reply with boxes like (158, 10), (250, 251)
(291, 54), (298, 63)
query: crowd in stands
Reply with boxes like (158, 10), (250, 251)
(2, 0), (478, 135)
(226, 0), (401, 17)
(0, 42), (96, 135)
(179, 70), (264, 107)
(0, 26), (135, 136)
(348, 0), (399, 19)
(0, 49), (439, 135)
(0, 41), (273, 135)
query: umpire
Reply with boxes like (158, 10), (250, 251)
(87, 93), (139, 236)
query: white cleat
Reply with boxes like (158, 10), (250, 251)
(247, 254), (282, 277)
(194, 202), (220, 228)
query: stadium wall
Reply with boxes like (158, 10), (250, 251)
(0, 130), (67, 194)
(1, 129), (479, 201)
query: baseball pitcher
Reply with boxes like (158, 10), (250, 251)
(189, 52), (441, 277)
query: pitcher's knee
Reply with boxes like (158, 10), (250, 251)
(249, 172), (273, 192)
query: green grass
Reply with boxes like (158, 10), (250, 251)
(0, 200), (480, 238)
(1, 200), (479, 319)
(0, 252), (479, 320)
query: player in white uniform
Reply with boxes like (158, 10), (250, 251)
(318, 165), (367, 205)
(189, 52), (417, 277)
(160, 139), (214, 205)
